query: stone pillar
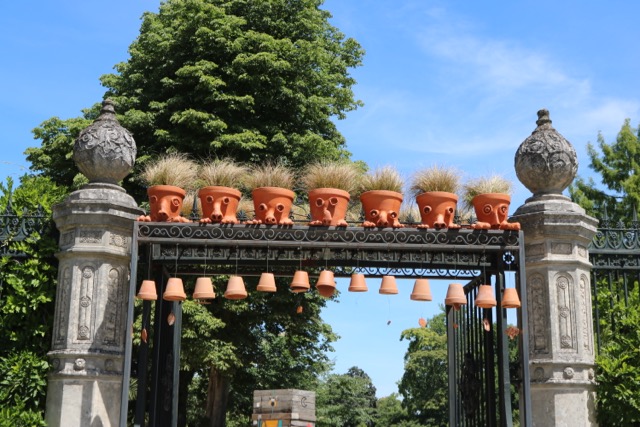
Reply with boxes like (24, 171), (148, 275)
(45, 100), (142, 427)
(512, 110), (598, 426)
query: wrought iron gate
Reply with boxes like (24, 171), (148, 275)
(121, 222), (532, 426)
(589, 212), (640, 353)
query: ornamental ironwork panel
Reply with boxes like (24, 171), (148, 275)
(589, 218), (640, 353)
(0, 202), (50, 258)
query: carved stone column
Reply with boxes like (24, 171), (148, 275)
(45, 100), (142, 427)
(512, 110), (598, 426)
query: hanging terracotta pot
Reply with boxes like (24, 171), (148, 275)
(139, 185), (190, 223)
(316, 270), (336, 297)
(137, 280), (158, 301)
(247, 187), (295, 225)
(445, 283), (466, 309)
(257, 272), (277, 292)
(348, 273), (368, 292)
(471, 193), (520, 231)
(290, 270), (310, 293)
(193, 277), (216, 301)
(475, 284), (497, 308)
(224, 276), (247, 300)
(198, 186), (242, 224)
(379, 275), (399, 294)
(502, 288), (521, 309)
(308, 188), (350, 226)
(410, 278), (432, 301)
(360, 190), (404, 228)
(163, 277), (187, 301)
(415, 191), (460, 229)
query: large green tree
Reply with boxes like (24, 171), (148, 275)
(24, 1), (364, 425)
(569, 119), (640, 221)
(316, 366), (377, 427)
(397, 312), (448, 427)
(26, 0), (364, 199)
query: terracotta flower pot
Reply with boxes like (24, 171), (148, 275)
(415, 191), (460, 229)
(247, 187), (295, 225)
(359, 190), (404, 228)
(471, 193), (520, 230)
(198, 186), (241, 224)
(308, 188), (350, 226)
(138, 185), (190, 223)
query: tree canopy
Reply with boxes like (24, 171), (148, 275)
(569, 118), (640, 222)
(26, 0), (364, 199)
(398, 311), (448, 426)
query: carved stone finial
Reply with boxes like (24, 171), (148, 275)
(73, 99), (136, 185)
(514, 109), (578, 196)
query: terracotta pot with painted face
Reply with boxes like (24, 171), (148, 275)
(360, 190), (404, 228)
(415, 191), (460, 229)
(308, 188), (350, 227)
(248, 187), (295, 225)
(198, 186), (241, 224)
(139, 185), (190, 223)
(471, 193), (520, 230)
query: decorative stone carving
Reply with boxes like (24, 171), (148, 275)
(79, 230), (102, 244)
(556, 275), (575, 350)
(514, 109), (578, 196)
(563, 367), (575, 379)
(76, 267), (95, 342)
(580, 274), (592, 354)
(74, 358), (86, 371)
(73, 99), (136, 184)
(529, 274), (549, 354)
(534, 367), (545, 381)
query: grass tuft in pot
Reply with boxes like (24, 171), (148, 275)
(198, 158), (248, 188)
(301, 161), (363, 195)
(245, 163), (295, 190)
(410, 165), (460, 197)
(462, 175), (512, 210)
(360, 166), (404, 194)
(141, 153), (198, 189)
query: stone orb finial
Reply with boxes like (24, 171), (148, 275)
(514, 109), (578, 196)
(73, 99), (136, 184)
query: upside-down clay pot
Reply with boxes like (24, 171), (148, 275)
(474, 284), (497, 308)
(140, 185), (189, 223)
(308, 188), (350, 226)
(471, 193), (520, 231)
(360, 190), (404, 228)
(415, 191), (460, 229)
(198, 186), (241, 224)
(250, 187), (295, 225)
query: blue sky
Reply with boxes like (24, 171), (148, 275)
(2, 0), (640, 398)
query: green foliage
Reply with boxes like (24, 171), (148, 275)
(0, 404), (46, 427)
(594, 280), (640, 425)
(316, 366), (377, 427)
(398, 312), (448, 427)
(570, 118), (640, 221)
(0, 176), (66, 354)
(0, 351), (49, 410)
(376, 393), (425, 427)
(0, 175), (66, 422)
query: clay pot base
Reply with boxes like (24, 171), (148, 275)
(138, 214), (191, 223)
(471, 221), (521, 231)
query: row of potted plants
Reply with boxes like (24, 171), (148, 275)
(136, 154), (520, 230)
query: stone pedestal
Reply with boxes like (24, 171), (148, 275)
(512, 195), (598, 426)
(252, 389), (316, 427)
(44, 184), (142, 427)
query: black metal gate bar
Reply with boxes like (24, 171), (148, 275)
(122, 222), (529, 427)
(589, 218), (640, 355)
